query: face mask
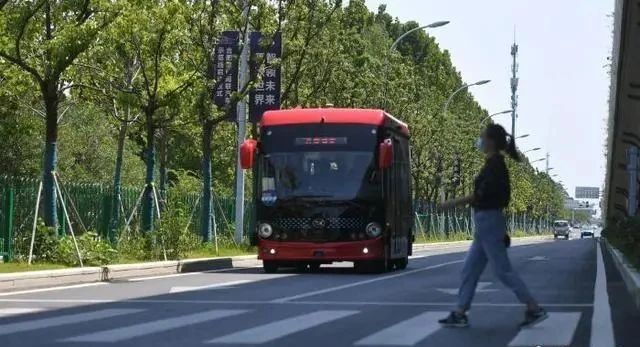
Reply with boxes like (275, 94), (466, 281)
(475, 137), (484, 151)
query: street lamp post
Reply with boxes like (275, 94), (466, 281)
(442, 79), (491, 117)
(480, 109), (513, 125)
(382, 21), (449, 109)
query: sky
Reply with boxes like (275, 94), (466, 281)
(365, 0), (613, 204)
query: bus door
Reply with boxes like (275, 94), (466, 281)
(384, 135), (410, 259)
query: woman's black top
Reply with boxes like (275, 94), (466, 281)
(472, 154), (510, 210)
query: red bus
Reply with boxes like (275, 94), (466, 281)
(240, 108), (413, 273)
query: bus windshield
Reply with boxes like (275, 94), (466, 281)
(260, 151), (379, 201)
(258, 124), (381, 203)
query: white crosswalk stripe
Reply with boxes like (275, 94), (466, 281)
(354, 311), (448, 346)
(0, 306), (585, 346)
(63, 309), (248, 343)
(207, 310), (359, 344)
(0, 308), (43, 318)
(508, 312), (582, 347)
(0, 308), (141, 336)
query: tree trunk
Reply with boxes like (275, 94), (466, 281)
(141, 110), (156, 232)
(42, 82), (59, 228)
(158, 128), (168, 210)
(109, 119), (129, 240)
(200, 120), (213, 242)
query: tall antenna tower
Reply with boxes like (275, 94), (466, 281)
(510, 32), (519, 139)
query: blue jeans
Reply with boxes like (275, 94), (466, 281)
(457, 209), (535, 311)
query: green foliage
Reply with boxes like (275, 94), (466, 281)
(13, 221), (59, 263)
(54, 232), (117, 266)
(156, 206), (201, 260)
(603, 216), (640, 269)
(57, 103), (144, 185)
(13, 220), (116, 266)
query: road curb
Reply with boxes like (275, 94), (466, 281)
(0, 236), (550, 293)
(603, 238), (640, 310)
(0, 256), (262, 292)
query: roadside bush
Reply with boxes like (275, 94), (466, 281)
(53, 231), (117, 266)
(156, 206), (201, 260)
(603, 216), (640, 269)
(117, 229), (151, 261)
(12, 221), (58, 262)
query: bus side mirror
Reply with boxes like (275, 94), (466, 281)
(378, 139), (393, 169)
(240, 139), (257, 169)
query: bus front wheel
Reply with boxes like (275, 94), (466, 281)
(393, 257), (408, 270)
(263, 261), (279, 274)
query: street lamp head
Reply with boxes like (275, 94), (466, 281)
(474, 79), (491, 86)
(516, 134), (530, 139)
(523, 147), (541, 154)
(426, 21), (450, 28)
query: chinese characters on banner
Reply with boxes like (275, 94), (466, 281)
(249, 31), (282, 123)
(213, 31), (239, 121)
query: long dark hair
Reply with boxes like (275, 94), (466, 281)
(485, 123), (520, 162)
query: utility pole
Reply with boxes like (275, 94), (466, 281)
(510, 33), (519, 139)
(234, 0), (250, 244)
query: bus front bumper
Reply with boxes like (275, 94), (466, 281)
(258, 239), (384, 262)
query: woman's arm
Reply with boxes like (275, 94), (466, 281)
(439, 194), (475, 210)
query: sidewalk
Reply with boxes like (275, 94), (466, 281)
(0, 235), (551, 293)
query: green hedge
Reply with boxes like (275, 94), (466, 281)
(603, 216), (640, 269)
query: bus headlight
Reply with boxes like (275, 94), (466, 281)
(258, 223), (273, 239)
(365, 222), (382, 238)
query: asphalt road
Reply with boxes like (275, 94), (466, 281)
(0, 237), (638, 347)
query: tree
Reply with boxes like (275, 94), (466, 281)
(0, 0), (118, 227)
(108, 0), (193, 231)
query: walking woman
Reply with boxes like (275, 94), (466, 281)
(438, 124), (547, 328)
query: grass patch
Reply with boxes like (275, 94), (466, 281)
(413, 230), (551, 244)
(414, 232), (472, 243)
(0, 262), (68, 273)
(185, 244), (256, 259)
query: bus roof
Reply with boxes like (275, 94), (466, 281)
(261, 108), (409, 134)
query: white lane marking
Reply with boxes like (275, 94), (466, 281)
(508, 312), (581, 346)
(128, 266), (262, 282)
(272, 260), (464, 303)
(0, 282), (106, 297)
(0, 308), (141, 336)
(354, 311), (447, 346)
(63, 309), (247, 343)
(0, 308), (43, 318)
(169, 280), (251, 293)
(0, 298), (594, 307)
(436, 282), (497, 295)
(527, 256), (548, 261)
(207, 310), (358, 344)
(590, 242), (615, 347)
